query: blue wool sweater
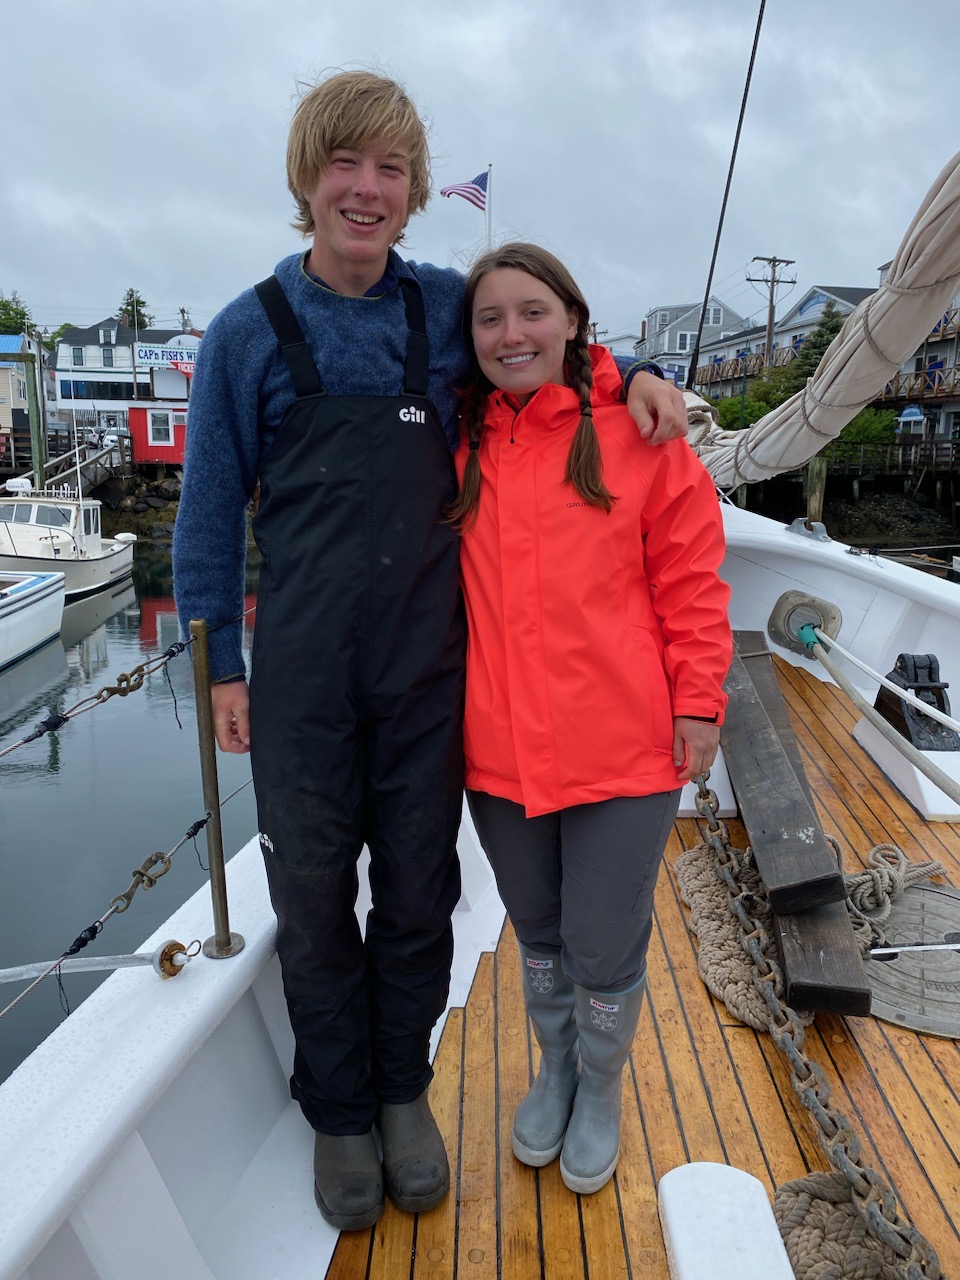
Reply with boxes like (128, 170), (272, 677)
(173, 249), (469, 681)
(173, 248), (644, 682)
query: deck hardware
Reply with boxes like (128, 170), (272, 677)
(153, 939), (201, 978)
(766, 590), (842, 658)
(874, 653), (960, 751)
(869, 942), (960, 957)
(785, 516), (831, 542)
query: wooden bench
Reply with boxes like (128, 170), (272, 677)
(721, 632), (871, 1015)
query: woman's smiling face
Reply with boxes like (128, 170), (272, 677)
(471, 267), (578, 402)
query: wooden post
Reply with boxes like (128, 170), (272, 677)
(805, 454), (828, 524)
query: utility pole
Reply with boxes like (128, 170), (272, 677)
(587, 323), (608, 345)
(747, 256), (796, 366)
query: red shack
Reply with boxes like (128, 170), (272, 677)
(127, 404), (188, 466)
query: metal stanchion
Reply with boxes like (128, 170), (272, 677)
(190, 619), (245, 959)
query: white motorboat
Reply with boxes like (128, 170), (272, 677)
(0, 571), (65, 674)
(0, 481), (136, 602)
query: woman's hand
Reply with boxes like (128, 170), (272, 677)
(672, 716), (720, 781)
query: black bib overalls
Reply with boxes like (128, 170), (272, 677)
(249, 275), (466, 1135)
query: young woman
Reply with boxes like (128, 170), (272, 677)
(450, 243), (733, 1195)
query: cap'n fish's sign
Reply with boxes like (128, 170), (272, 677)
(135, 343), (198, 376)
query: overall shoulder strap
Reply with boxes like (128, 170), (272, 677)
(254, 276), (324, 398)
(399, 276), (429, 397)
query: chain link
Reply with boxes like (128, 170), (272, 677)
(693, 776), (942, 1279)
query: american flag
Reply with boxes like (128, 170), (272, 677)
(440, 171), (488, 211)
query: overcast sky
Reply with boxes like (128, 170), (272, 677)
(3, 0), (958, 338)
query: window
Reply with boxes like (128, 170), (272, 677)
(658, 311), (670, 328)
(35, 504), (73, 529)
(99, 328), (116, 344)
(82, 507), (100, 536)
(72, 347), (84, 366)
(0, 503), (36, 523)
(707, 306), (722, 326)
(17, 378), (27, 401)
(677, 332), (696, 352)
(950, 411), (960, 440)
(102, 347), (114, 368)
(149, 411), (173, 445)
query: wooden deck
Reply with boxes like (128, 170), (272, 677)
(327, 660), (960, 1279)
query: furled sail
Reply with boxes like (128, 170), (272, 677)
(688, 150), (960, 487)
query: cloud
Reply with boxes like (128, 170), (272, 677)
(3, 0), (958, 337)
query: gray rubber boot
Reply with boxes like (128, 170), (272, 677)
(560, 979), (645, 1194)
(513, 943), (580, 1166)
(313, 1130), (383, 1230)
(379, 1090), (450, 1213)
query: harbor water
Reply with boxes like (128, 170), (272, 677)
(0, 544), (259, 1084)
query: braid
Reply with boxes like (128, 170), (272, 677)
(564, 334), (615, 513)
(445, 380), (487, 532)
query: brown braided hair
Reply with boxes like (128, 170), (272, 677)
(447, 242), (616, 532)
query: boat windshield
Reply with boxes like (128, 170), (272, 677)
(33, 504), (74, 529)
(0, 503), (37, 524)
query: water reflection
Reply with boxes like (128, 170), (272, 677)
(0, 542), (260, 1083)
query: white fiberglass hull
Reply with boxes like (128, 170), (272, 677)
(0, 544), (134, 601)
(0, 572), (65, 673)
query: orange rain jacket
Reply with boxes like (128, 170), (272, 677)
(456, 346), (732, 818)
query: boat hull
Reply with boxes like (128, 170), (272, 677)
(0, 546), (133, 601)
(0, 572), (65, 672)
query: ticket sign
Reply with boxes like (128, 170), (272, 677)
(135, 343), (197, 375)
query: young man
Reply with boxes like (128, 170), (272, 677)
(173, 70), (686, 1232)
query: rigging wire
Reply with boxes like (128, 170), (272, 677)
(685, 0), (767, 390)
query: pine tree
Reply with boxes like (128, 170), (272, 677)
(118, 288), (155, 332)
(782, 299), (845, 394)
(0, 290), (32, 335)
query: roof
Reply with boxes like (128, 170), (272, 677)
(815, 286), (875, 307)
(0, 333), (27, 369)
(57, 318), (187, 345)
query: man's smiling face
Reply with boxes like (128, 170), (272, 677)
(305, 137), (412, 296)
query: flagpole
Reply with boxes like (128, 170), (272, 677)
(486, 163), (493, 251)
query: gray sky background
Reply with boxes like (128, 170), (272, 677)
(3, 0), (958, 338)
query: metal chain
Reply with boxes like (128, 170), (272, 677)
(0, 642), (189, 758)
(693, 777), (942, 1280)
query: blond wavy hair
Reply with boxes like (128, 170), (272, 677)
(286, 70), (431, 241)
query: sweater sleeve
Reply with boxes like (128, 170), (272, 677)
(173, 302), (264, 682)
(638, 441), (732, 722)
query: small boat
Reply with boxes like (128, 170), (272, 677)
(0, 481), (137, 601)
(0, 570), (65, 674)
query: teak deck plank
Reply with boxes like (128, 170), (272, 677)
(413, 1008), (463, 1280)
(494, 933), (544, 1280)
(328, 660), (960, 1279)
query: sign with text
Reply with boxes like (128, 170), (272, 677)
(135, 344), (197, 376)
